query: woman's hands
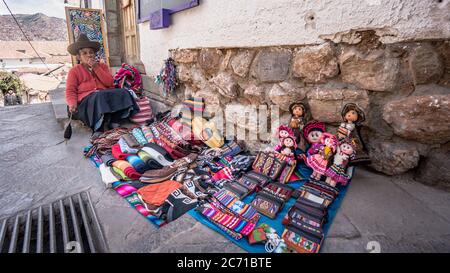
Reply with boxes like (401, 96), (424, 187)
(87, 58), (98, 69)
(69, 104), (77, 113)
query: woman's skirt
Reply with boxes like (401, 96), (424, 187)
(77, 88), (140, 131)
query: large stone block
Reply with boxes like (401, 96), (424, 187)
(409, 44), (444, 85)
(172, 49), (198, 64)
(198, 48), (223, 75)
(340, 48), (400, 91)
(243, 83), (267, 105)
(230, 49), (255, 78)
(210, 72), (239, 99)
(292, 43), (339, 83)
(383, 95), (450, 144)
(268, 82), (308, 111)
(251, 48), (292, 83)
(369, 140), (420, 176)
(415, 150), (450, 190)
(307, 88), (370, 123)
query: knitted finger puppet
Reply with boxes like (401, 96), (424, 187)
(274, 125), (294, 152)
(325, 138), (356, 187)
(288, 102), (308, 151)
(306, 132), (338, 180)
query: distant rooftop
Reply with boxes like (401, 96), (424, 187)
(0, 41), (70, 63)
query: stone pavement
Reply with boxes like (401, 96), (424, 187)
(1, 103), (450, 253)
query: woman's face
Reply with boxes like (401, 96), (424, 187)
(77, 47), (95, 65)
(307, 130), (322, 144)
(345, 110), (358, 122)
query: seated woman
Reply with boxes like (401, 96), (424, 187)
(65, 34), (139, 133)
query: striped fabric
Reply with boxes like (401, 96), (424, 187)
(213, 189), (260, 223)
(130, 97), (153, 125)
(132, 128), (148, 146)
(141, 126), (156, 143)
(200, 203), (256, 236)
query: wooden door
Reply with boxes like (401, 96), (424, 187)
(121, 0), (139, 64)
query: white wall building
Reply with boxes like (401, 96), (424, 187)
(135, 0), (450, 75)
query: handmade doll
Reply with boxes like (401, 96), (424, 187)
(338, 103), (370, 165)
(306, 132), (338, 180)
(325, 138), (356, 187)
(276, 136), (297, 158)
(303, 121), (326, 149)
(273, 125), (295, 152)
(288, 102), (308, 151)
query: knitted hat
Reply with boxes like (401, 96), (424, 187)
(289, 102), (307, 116)
(303, 120), (326, 139)
(341, 103), (366, 124)
(276, 125), (295, 138)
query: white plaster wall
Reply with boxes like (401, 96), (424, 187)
(139, 0), (450, 75)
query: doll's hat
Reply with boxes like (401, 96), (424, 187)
(67, 33), (101, 56)
(303, 120), (326, 139)
(341, 103), (366, 124)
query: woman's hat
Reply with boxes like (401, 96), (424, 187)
(341, 103), (366, 124)
(67, 33), (101, 56)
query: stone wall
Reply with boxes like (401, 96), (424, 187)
(164, 32), (450, 187)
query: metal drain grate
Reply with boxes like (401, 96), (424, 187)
(0, 191), (109, 253)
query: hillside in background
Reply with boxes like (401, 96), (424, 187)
(0, 13), (68, 41)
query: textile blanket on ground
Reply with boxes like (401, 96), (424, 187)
(188, 163), (355, 253)
(89, 147), (354, 251)
(88, 154), (167, 227)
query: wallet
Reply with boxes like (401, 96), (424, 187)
(282, 223), (323, 253)
(243, 171), (272, 188)
(237, 174), (261, 192)
(262, 182), (294, 202)
(251, 191), (284, 219)
(224, 181), (252, 199)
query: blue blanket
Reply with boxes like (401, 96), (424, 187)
(188, 162), (355, 253)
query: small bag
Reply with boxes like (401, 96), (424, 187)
(248, 227), (267, 245)
(252, 152), (286, 180)
(298, 185), (335, 208)
(278, 160), (297, 183)
(220, 141), (243, 157)
(130, 96), (154, 125)
(282, 224), (323, 253)
(237, 174), (261, 192)
(261, 182), (294, 202)
(251, 191), (284, 219)
(242, 171), (272, 188)
(223, 181), (252, 200)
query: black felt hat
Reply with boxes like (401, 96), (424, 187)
(67, 33), (101, 56)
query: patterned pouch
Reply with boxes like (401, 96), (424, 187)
(243, 171), (272, 188)
(223, 181), (252, 199)
(252, 152), (286, 180)
(282, 224), (323, 253)
(251, 191), (284, 219)
(236, 174), (261, 192)
(261, 182), (294, 202)
(282, 205), (324, 229)
(248, 228), (267, 245)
